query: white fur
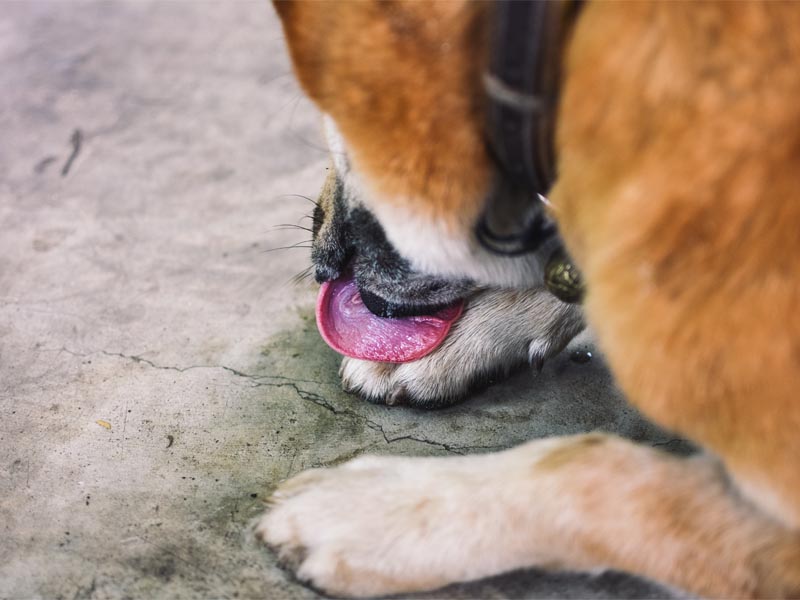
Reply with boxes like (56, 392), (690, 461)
(323, 115), (351, 175)
(366, 201), (553, 288)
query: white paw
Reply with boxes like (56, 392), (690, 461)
(256, 451), (532, 597)
(339, 288), (583, 408)
(256, 456), (450, 596)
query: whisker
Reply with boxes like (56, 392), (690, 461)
(289, 265), (315, 286)
(274, 193), (320, 207)
(287, 96), (331, 155)
(262, 240), (313, 254)
(260, 70), (294, 87)
(272, 224), (314, 233)
(262, 246), (313, 254)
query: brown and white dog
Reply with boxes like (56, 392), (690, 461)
(257, 2), (800, 597)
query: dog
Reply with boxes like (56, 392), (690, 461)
(257, 2), (800, 597)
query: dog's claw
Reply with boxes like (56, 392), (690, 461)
(527, 340), (550, 373)
(385, 385), (408, 406)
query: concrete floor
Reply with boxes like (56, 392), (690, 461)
(1, 3), (687, 598)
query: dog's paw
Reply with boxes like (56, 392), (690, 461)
(339, 288), (584, 408)
(338, 352), (507, 409)
(339, 357), (404, 404)
(256, 454), (490, 597)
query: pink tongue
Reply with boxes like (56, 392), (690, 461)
(316, 274), (464, 363)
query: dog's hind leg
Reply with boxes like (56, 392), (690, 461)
(256, 432), (800, 598)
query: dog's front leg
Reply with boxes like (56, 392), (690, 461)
(257, 434), (800, 598)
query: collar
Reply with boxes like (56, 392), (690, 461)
(478, 0), (585, 303)
(485, 1), (581, 194)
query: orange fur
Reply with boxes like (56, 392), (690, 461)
(272, 1), (800, 596)
(556, 1), (800, 527)
(275, 1), (492, 233)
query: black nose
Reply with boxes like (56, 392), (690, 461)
(476, 178), (557, 256)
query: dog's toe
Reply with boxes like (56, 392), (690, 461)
(340, 357), (395, 400)
(385, 385), (408, 406)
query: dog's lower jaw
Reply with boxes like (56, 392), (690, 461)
(338, 287), (583, 408)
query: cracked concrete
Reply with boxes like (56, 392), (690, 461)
(2, 3), (685, 599)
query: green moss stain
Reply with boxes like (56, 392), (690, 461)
(257, 309), (340, 386)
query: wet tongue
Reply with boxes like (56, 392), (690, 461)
(316, 274), (463, 363)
